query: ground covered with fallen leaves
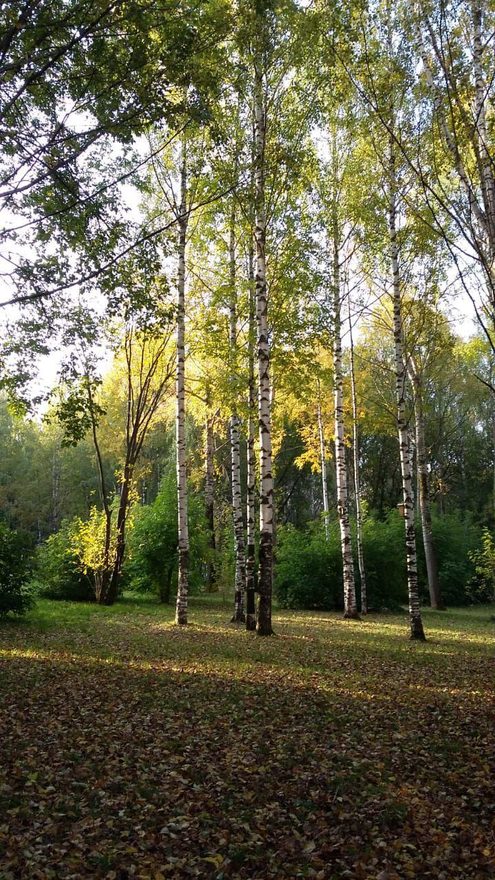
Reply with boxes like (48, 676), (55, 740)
(0, 597), (494, 879)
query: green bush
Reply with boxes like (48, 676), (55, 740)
(361, 512), (407, 609)
(0, 523), (34, 618)
(125, 472), (211, 601)
(275, 521), (343, 610)
(33, 519), (95, 601)
(276, 508), (487, 612)
(467, 527), (495, 603)
(417, 512), (482, 606)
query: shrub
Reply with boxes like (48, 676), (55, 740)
(276, 508), (487, 612)
(0, 523), (34, 618)
(361, 512), (407, 609)
(417, 512), (482, 606)
(125, 472), (211, 601)
(467, 527), (495, 603)
(33, 519), (95, 601)
(275, 521), (343, 610)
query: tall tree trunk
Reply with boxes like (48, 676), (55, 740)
(348, 298), (367, 614)
(175, 148), (189, 626)
(254, 57), (273, 636)
(107, 466), (132, 604)
(204, 409), (216, 592)
(408, 361), (444, 610)
(317, 393), (330, 540)
(331, 218), (359, 619)
(389, 141), (426, 641)
(246, 241), (257, 631)
(87, 376), (113, 605)
(229, 204), (246, 623)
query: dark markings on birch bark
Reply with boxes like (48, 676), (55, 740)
(175, 147), (189, 627)
(331, 211), (359, 620)
(254, 57), (273, 636)
(204, 409), (216, 591)
(317, 392), (330, 541)
(348, 295), (367, 614)
(246, 240), (257, 632)
(408, 361), (444, 610)
(228, 202), (246, 623)
(389, 138), (426, 641)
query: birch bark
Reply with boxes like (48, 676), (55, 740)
(228, 205), (246, 623)
(408, 360), (444, 609)
(332, 223), (358, 619)
(348, 298), (367, 614)
(246, 241), (257, 631)
(175, 149), (189, 626)
(204, 409), (216, 591)
(317, 394), (330, 540)
(389, 142), (426, 640)
(254, 57), (273, 636)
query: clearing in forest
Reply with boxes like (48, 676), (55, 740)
(0, 597), (494, 879)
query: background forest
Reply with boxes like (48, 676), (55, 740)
(1, 0), (495, 638)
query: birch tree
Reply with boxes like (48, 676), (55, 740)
(348, 297), (367, 614)
(228, 203), (247, 623)
(388, 140), (426, 640)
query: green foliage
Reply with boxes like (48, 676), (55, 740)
(418, 512), (482, 606)
(468, 528), (495, 604)
(360, 513), (407, 609)
(33, 520), (95, 602)
(275, 515), (408, 611)
(275, 521), (343, 610)
(0, 523), (34, 618)
(276, 510), (488, 611)
(125, 472), (211, 601)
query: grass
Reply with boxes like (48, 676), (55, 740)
(0, 595), (494, 879)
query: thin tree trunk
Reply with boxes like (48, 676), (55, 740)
(175, 148), (189, 626)
(229, 204), (246, 623)
(317, 394), (330, 540)
(331, 217), (359, 619)
(348, 298), (367, 614)
(204, 409), (216, 591)
(389, 141), (426, 641)
(87, 376), (113, 605)
(246, 241), (257, 631)
(408, 361), (444, 610)
(254, 57), (273, 636)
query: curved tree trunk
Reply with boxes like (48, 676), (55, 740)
(389, 141), (426, 641)
(254, 57), (273, 636)
(175, 148), (189, 626)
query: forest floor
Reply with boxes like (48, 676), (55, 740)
(0, 597), (494, 880)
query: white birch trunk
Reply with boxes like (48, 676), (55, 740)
(204, 409), (216, 591)
(175, 149), (189, 626)
(228, 205), (246, 623)
(254, 58), (273, 636)
(408, 361), (444, 610)
(348, 298), (368, 614)
(317, 395), (330, 540)
(246, 241), (257, 631)
(388, 143), (426, 640)
(332, 224), (358, 619)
